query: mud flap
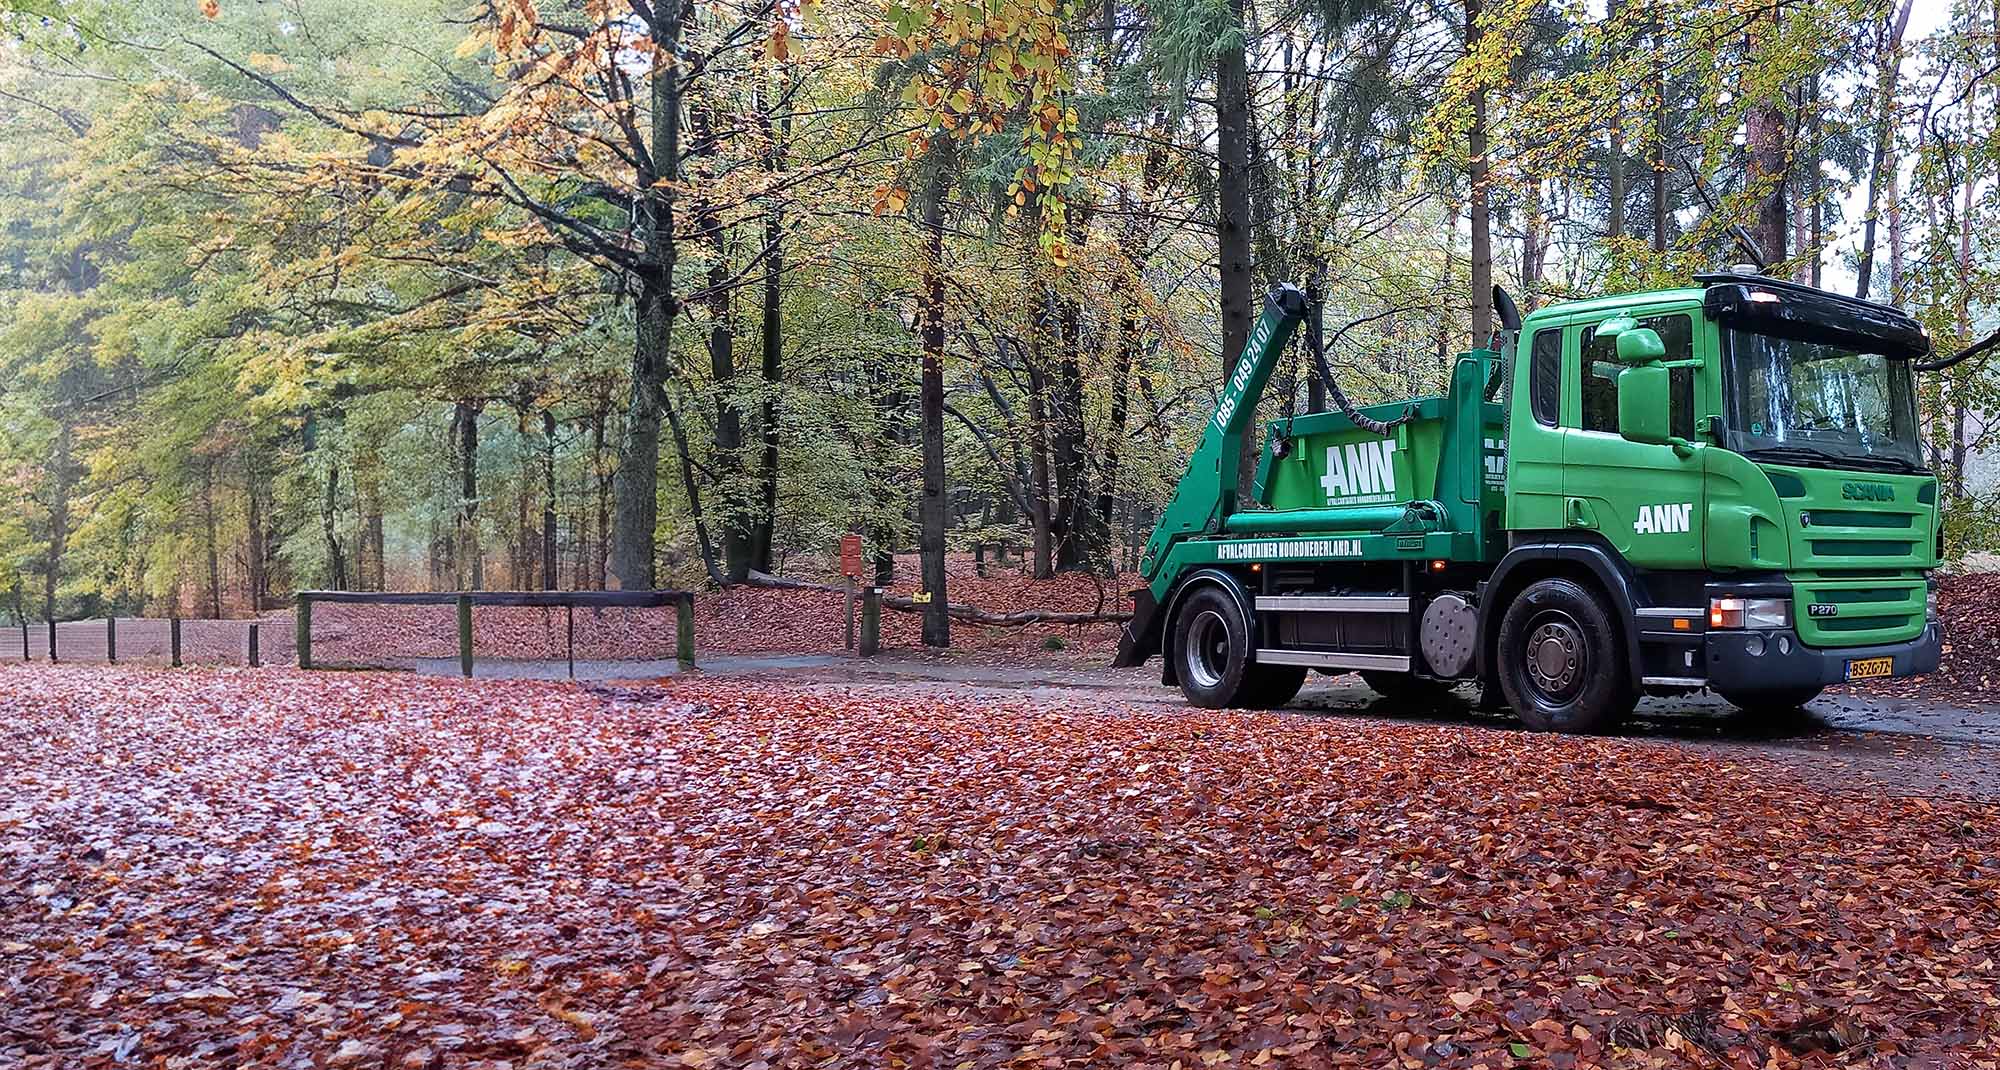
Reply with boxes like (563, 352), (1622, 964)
(1112, 588), (1161, 670)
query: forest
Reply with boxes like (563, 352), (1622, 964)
(0, 0), (1994, 646)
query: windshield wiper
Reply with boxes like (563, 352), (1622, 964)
(1742, 444), (1846, 469)
(1743, 444), (1920, 474)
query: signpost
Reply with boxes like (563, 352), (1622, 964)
(839, 534), (863, 650)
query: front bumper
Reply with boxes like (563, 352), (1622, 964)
(1704, 620), (1942, 694)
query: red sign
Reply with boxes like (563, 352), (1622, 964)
(839, 534), (864, 579)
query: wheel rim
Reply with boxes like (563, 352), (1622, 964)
(1522, 609), (1586, 704)
(1182, 608), (1230, 689)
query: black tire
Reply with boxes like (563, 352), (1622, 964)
(1359, 671), (1459, 704)
(1719, 686), (1822, 712)
(1173, 587), (1253, 708)
(1240, 663), (1308, 709)
(1171, 586), (1303, 709)
(1495, 577), (1636, 733)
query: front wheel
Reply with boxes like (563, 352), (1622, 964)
(1173, 587), (1304, 709)
(1719, 686), (1822, 713)
(1495, 578), (1636, 733)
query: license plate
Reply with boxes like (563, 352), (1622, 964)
(1845, 656), (1894, 681)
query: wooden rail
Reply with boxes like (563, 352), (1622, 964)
(295, 590), (696, 677)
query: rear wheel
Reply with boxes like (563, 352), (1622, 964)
(1173, 587), (1304, 709)
(1719, 686), (1822, 712)
(1496, 578), (1636, 733)
(1241, 663), (1308, 709)
(1359, 671), (1460, 705)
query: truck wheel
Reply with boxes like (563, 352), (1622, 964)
(1496, 578), (1636, 733)
(1359, 671), (1459, 705)
(1172, 587), (1301, 708)
(1719, 686), (1822, 712)
(1240, 663), (1308, 709)
(1174, 587), (1251, 708)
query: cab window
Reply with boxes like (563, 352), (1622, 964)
(1578, 313), (1696, 438)
(1527, 328), (1560, 427)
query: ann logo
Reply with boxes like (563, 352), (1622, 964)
(1321, 439), (1398, 504)
(1633, 502), (1693, 535)
(1482, 437), (1507, 488)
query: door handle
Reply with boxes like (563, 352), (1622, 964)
(1565, 497), (1595, 529)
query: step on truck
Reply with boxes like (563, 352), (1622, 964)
(1114, 273), (1943, 732)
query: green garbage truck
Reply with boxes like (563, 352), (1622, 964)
(1113, 272), (1943, 732)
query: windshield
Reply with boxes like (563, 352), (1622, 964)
(1722, 327), (1924, 472)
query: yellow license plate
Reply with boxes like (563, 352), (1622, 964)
(1845, 656), (1894, 681)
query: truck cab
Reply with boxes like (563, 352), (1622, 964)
(1116, 273), (1943, 732)
(1498, 272), (1940, 721)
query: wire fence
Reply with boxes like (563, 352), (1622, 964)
(9, 617), (288, 667)
(8, 590), (690, 677)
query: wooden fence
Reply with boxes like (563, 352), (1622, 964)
(295, 589), (696, 677)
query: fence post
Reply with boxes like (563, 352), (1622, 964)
(20, 623), (26, 663)
(675, 593), (695, 671)
(565, 604), (575, 680)
(248, 623), (260, 668)
(860, 587), (881, 657)
(296, 595), (313, 670)
(106, 617), (116, 664)
(47, 619), (56, 664)
(170, 617), (182, 668)
(457, 594), (474, 678)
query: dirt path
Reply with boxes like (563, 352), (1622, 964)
(627, 655), (2000, 802)
(391, 650), (2000, 799)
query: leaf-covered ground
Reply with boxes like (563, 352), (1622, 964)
(2, 666), (1996, 1069)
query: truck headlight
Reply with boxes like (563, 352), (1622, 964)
(1926, 585), (1939, 619)
(1709, 596), (1789, 629)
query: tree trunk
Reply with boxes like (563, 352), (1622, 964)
(1100, 290), (1137, 532)
(243, 451), (266, 611)
(609, 6), (684, 592)
(44, 423), (74, 621)
(1807, 73), (1823, 287)
(1025, 334), (1055, 579)
(1952, 86), (1976, 501)
(1051, 216), (1092, 572)
(1744, 6), (1788, 270)
(365, 513), (384, 591)
(916, 154), (953, 647)
(1854, 0), (1915, 299)
(661, 382), (729, 585)
(542, 411), (558, 590)
(1466, 0), (1493, 343)
(1652, 19), (1668, 254)
(695, 89), (749, 583)
(1215, 0), (1256, 497)
(750, 74), (789, 576)
(1520, 183), (1544, 310)
(1607, 0), (1626, 242)
(592, 402), (610, 589)
(1887, 164), (1904, 302)
(322, 463), (347, 592)
(455, 399), (482, 590)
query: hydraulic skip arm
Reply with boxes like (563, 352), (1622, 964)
(1112, 284), (1308, 668)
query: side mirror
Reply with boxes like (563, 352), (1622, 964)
(1616, 327), (1666, 364)
(1617, 364), (1672, 445)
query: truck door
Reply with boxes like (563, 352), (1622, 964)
(1560, 311), (1706, 568)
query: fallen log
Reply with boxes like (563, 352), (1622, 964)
(744, 571), (1132, 627)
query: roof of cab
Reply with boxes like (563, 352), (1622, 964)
(1521, 286), (1707, 327)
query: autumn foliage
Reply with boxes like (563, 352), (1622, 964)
(3, 666), (1997, 1067)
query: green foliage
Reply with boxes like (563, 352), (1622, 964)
(0, 0), (1994, 620)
